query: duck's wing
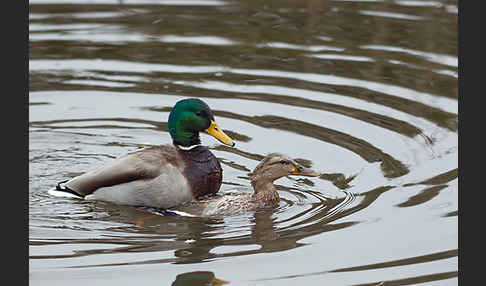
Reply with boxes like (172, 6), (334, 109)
(170, 195), (221, 217)
(63, 145), (180, 196)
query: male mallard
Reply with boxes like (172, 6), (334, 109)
(50, 98), (235, 209)
(170, 153), (320, 217)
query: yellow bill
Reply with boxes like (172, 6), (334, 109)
(290, 164), (320, 177)
(205, 120), (235, 147)
(211, 277), (230, 286)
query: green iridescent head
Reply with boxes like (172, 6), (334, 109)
(168, 98), (235, 147)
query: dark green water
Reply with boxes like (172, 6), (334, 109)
(29, 0), (458, 285)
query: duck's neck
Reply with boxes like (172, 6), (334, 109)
(172, 131), (201, 148)
(250, 179), (280, 206)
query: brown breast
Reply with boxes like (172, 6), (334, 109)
(177, 146), (223, 198)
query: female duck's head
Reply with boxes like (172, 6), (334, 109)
(168, 98), (235, 148)
(250, 153), (320, 191)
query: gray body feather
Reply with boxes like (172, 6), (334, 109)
(64, 145), (194, 208)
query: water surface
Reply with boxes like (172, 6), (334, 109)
(29, 0), (458, 285)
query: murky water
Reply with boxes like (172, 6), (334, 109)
(29, 0), (458, 285)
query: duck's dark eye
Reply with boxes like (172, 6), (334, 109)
(195, 110), (208, 117)
(280, 160), (290, 165)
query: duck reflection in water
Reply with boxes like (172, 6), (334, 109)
(171, 271), (229, 286)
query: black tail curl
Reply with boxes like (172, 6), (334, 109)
(55, 180), (85, 198)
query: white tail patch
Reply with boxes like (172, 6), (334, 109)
(167, 210), (197, 217)
(47, 188), (84, 199)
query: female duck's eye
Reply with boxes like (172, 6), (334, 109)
(280, 160), (289, 165)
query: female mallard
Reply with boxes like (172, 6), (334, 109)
(50, 98), (235, 209)
(169, 153), (320, 217)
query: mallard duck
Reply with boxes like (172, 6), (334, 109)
(169, 153), (320, 217)
(50, 98), (235, 209)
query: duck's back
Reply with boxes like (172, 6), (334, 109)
(202, 192), (254, 216)
(171, 191), (254, 217)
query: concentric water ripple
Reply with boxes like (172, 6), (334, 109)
(29, 0), (457, 285)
